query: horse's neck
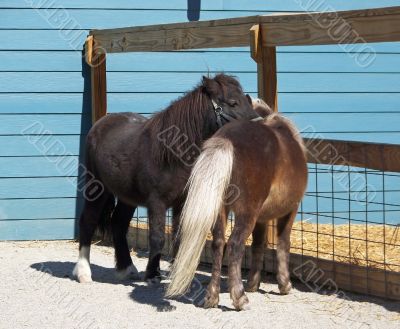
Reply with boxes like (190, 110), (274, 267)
(146, 94), (217, 166)
(200, 110), (219, 141)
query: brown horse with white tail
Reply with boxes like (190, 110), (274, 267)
(167, 109), (308, 310)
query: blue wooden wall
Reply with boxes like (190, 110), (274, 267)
(0, 0), (399, 240)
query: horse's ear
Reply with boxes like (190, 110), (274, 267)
(246, 94), (253, 105)
(202, 76), (220, 97)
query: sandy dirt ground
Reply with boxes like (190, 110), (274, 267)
(0, 241), (399, 329)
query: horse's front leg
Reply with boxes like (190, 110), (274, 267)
(145, 200), (166, 284)
(203, 209), (227, 309)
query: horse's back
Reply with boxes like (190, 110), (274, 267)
(214, 119), (307, 218)
(85, 112), (148, 200)
(88, 112), (146, 144)
(87, 112), (146, 152)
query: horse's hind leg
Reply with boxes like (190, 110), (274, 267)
(276, 209), (297, 295)
(246, 221), (268, 292)
(112, 201), (139, 280)
(227, 213), (257, 311)
(145, 200), (167, 284)
(73, 192), (113, 283)
(203, 209), (228, 308)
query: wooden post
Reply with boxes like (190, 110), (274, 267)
(86, 36), (107, 123)
(250, 25), (278, 112)
(250, 25), (278, 248)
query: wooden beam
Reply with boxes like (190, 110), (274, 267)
(89, 6), (400, 53)
(260, 9), (400, 46)
(92, 22), (256, 53)
(90, 40), (107, 123)
(304, 138), (400, 172)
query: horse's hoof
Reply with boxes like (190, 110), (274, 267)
(279, 282), (292, 295)
(233, 294), (250, 311)
(146, 276), (161, 286)
(72, 260), (92, 283)
(77, 275), (93, 283)
(115, 264), (140, 281)
(203, 294), (219, 309)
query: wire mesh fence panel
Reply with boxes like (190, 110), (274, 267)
(292, 139), (400, 300)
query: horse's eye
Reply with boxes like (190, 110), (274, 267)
(228, 99), (238, 107)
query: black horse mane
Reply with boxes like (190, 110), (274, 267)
(145, 74), (240, 166)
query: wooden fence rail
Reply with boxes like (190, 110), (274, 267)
(89, 6), (400, 52)
(304, 138), (400, 172)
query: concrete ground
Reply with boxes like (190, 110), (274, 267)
(0, 241), (399, 329)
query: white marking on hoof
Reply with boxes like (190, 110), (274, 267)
(72, 246), (92, 283)
(115, 264), (140, 281)
(146, 276), (161, 286)
(279, 281), (292, 295)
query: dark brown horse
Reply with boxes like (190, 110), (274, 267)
(167, 109), (308, 310)
(73, 74), (261, 284)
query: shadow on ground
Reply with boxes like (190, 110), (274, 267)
(30, 261), (142, 286)
(30, 260), (400, 315)
(128, 270), (237, 312)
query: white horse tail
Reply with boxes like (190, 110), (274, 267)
(166, 137), (234, 297)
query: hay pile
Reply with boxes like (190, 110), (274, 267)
(223, 221), (400, 272)
(131, 220), (400, 272)
(229, 221), (400, 272)
(290, 221), (400, 272)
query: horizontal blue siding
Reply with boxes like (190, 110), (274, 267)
(0, 219), (76, 240)
(0, 198), (77, 220)
(3, 52), (400, 72)
(0, 197), (148, 221)
(1, 93), (399, 114)
(0, 9), (275, 29)
(0, 177), (79, 199)
(1, 72), (400, 93)
(0, 1), (399, 240)
(0, 156), (80, 177)
(0, 135), (81, 156)
(0, 114), (84, 135)
(3, 0), (400, 11)
(1, 112), (399, 135)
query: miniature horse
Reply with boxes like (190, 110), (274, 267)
(167, 108), (308, 310)
(73, 74), (261, 283)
